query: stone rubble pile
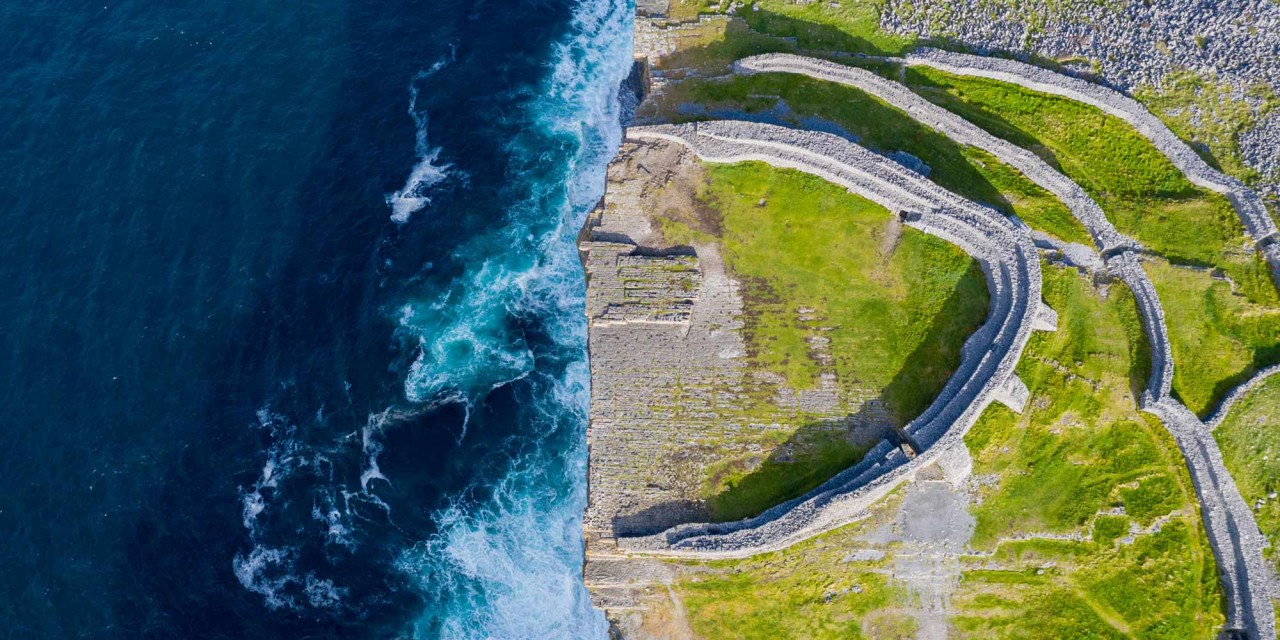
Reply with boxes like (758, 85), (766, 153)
(879, 0), (1280, 191)
(617, 120), (1050, 557)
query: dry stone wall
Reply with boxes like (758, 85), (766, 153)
(734, 53), (1135, 254)
(651, 54), (1276, 637)
(764, 51), (1271, 636)
(613, 120), (1048, 557)
(1207, 364), (1280, 430)
(905, 48), (1280, 283)
(879, 0), (1280, 191)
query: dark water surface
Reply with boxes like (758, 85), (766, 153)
(1, 0), (630, 637)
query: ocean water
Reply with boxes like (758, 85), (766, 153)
(0, 0), (631, 637)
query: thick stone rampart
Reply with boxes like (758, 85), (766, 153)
(614, 121), (1045, 556)
(904, 48), (1280, 282)
(734, 53), (1135, 254)
(666, 57), (1275, 637)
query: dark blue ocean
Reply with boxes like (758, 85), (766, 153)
(0, 0), (631, 637)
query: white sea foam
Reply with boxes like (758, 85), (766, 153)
(395, 0), (632, 636)
(386, 59), (455, 224)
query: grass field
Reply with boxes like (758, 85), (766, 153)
(650, 71), (1094, 244)
(898, 67), (1280, 413)
(904, 67), (1263, 277)
(1214, 374), (1280, 572)
(954, 264), (1223, 638)
(661, 161), (988, 519)
(654, 267), (1223, 639)
(1144, 258), (1280, 416)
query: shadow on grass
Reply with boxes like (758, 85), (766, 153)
(609, 260), (989, 535)
(1196, 343), (1280, 419)
(880, 260), (990, 425)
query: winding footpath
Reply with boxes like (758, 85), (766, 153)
(619, 120), (1053, 558)
(728, 52), (1276, 639)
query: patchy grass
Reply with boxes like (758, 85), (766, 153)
(1214, 374), (1280, 571)
(956, 264), (1223, 638)
(653, 159), (986, 519)
(965, 266), (1158, 545)
(660, 161), (987, 520)
(1143, 258), (1280, 416)
(1137, 69), (1278, 183)
(694, 161), (988, 420)
(905, 66), (1276, 298)
(636, 271), (1220, 639)
(673, 493), (917, 640)
(651, 70), (1093, 244)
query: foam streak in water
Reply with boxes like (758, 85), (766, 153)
(393, 0), (634, 636)
(386, 58), (454, 224)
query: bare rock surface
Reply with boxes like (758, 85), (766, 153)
(612, 120), (1047, 558)
(879, 0), (1280, 191)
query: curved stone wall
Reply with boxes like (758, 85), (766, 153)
(904, 48), (1280, 281)
(614, 121), (1047, 557)
(1207, 364), (1280, 430)
(734, 53), (1135, 254)
(709, 55), (1274, 638)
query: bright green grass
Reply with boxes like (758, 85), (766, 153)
(905, 67), (1272, 289)
(1144, 259), (1280, 416)
(965, 266), (1161, 545)
(675, 494), (918, 640)
(653, 71), (1093, 244)
(661, 161), (988, 521)
(955, 264), (1223, 638)
(1213, 374), (1280, 571)
(697, 161), (988, 420)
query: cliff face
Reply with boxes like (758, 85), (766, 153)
(578, 34), (896, 631)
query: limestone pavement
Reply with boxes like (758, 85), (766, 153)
(727, 51), (1276, 639)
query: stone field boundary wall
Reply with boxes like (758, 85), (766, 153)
(613, 120), (1050, 558)
(724, 52), (1274, 638)
(905, 48), (1280, 284)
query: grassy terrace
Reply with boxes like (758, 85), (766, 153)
(901, 67), (1280, 415)
(657, 266), (1222, 639)
(647, 71), (1093, 245)
(1214, 375), (1280, 572)
(1143, 259), (1280, 415)
(662, 161), (988, 520)
(949, 265), (1222, 638)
